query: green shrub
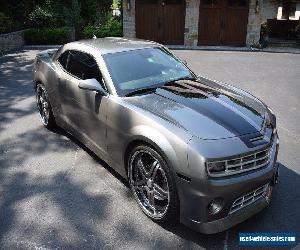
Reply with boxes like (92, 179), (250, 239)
(0, 12), (13, 33)
(83, 17), (122, 39)
(24, 27), (73, 45)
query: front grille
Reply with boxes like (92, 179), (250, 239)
(207, 147), (271, 177)
(229, 183), (269, 214)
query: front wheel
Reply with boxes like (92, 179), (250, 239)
(128, 145), (179, 222)
(36, 84), (56, 129)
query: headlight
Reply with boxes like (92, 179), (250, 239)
(207, 161), (226, 173)
(267, 106), (275, 115)
(266, 106), (277, 129)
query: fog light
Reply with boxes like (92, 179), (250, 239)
(208, 198), (224, 215)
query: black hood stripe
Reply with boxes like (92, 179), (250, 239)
(156, 80), (264, 137)
(163, 80), (263, 130)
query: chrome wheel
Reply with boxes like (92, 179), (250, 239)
(129, 149), (170, 219)
(36, 85), (50, 126)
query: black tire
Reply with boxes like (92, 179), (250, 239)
(128, 144), (179, 222)
(36, 83), (56, 129)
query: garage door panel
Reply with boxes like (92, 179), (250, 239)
(136, 0), (185, 45)
(163, 4), (185, 44)
(198, 0), (249, 46)
(223, 8), (249, 46)
(136, 3), (162, 42)
(198, 8), (222, 45)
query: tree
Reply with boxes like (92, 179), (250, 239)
(29, 5), (54, 28)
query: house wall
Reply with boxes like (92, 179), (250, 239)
(246, 0), (279, 46)
(122, 0), (279, 47)
(295, 3), (300, 20)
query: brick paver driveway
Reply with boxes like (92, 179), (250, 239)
(0, 47), (299, 249)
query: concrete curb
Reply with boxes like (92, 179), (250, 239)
(167, 45), (300, 54)
(21, 44), (300, 54)
(23, 45), (61, 49)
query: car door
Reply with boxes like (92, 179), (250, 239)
(56, 49), (108, 156)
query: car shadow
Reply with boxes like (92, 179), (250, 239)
(50, 126), (130, 189)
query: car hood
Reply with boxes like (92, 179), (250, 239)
(126, 78), (267, 140)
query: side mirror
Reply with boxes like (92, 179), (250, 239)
(78, 78), (106, 95)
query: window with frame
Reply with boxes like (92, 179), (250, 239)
(63, 50), (103, 86)
(57, 51), (69, 70)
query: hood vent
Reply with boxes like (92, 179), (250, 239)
(249, 135), (265, 143)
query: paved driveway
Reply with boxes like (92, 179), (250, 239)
(0, 47), (299, 249)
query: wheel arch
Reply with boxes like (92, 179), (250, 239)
(33, 79), (44, 90)
(33, 71), (48, 88)
(123, 127), (180, 178)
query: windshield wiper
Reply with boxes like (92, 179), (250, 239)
(125, 87), (157, 97)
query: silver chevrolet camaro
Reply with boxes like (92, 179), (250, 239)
(33, 38), (279, 234)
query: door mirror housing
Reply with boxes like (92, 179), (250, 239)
(78, 78), (106, 95)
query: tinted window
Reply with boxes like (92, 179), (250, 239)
(57, 51), (69, 70)
(103, 47), (193, 96)
(66, 50), (102, 84)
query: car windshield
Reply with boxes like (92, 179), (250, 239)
(103, 47), (194, 96)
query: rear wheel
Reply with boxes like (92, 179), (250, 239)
(36, 84), (56, 129)
(128, 144), (179, 221)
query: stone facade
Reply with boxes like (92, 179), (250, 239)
(123, 0), (136, 38)
(0, 30), (25, 54)
(246, 0), (278, 46)
(184, 0), (200, 46)
(123, 0), (279, 47)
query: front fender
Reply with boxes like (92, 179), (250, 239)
(127, 124), (191, 178)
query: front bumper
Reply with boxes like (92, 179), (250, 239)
(177, 132), (279, 234)
(183, 194), (270, 234)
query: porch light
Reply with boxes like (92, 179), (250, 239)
(127, 0), (131, 10)
(255, 0), (260, 13)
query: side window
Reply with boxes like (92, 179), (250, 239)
(57, 51), (69, 70)
(67, 50), (103, 85)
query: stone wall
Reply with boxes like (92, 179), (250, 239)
(123, 0), (136, 38)
(246, 0), (279, 46)
(0, 30), (25, 54)
(184, 0), (200, 46)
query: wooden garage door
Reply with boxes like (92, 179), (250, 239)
(136, 0), (185, 45)
(198, 0), (249, 46)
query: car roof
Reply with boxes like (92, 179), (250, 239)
(71, 37), (160, 54)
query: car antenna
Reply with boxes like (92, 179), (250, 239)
(93, 34), (97, 39)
